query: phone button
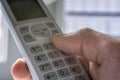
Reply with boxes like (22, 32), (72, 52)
(20, 26), (29, 33)
(52, 59), (65, 68)
(43, 43), (55, 50)
(61, 51), (71, 57)
(30, 45), (43, 54)
(75, 75), (86, 80)
(63, 77), (75, 80)
(64, 57), (77, 65)
(57, 68), (70, 78)
(34, 54), (48, 63)
(31, 24), (51, 39)
(44, 72), (58, 80)
(23, 34), (35, 43)
(47, 50), (61, 59)
(70, 66), (81, 74)
(39, 63), (53, 72)
(46, 22), (56, 28)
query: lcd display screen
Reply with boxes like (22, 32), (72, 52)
(7, 0), (47, 21)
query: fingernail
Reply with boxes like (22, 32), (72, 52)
(53, 33), (66, 36)
(52, 32), (75, 38)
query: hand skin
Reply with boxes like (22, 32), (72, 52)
(11, 28), (120, 80)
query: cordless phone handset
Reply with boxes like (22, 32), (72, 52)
(1, 0), (91, 80)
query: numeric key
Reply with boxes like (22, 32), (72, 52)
(70, 66), (81, 74)
(52, 59), (65, 68)
(34, 54), (48, 63)
(65, 57), (77, 65)
(30, 45), (43, 54)
(44, 72), (58, 80)
(75, 75), (86, 80)
(47, 50), (61, 59)
(39, 63), (53, 72)
(43, 43), (55, 50)
(57, 68), (70, 78)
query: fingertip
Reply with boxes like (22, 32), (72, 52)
(52, 32), (81, 55)
(52, 33), (65, 40)
(11, 58), (32, 80)
(52, 33), (66, 47)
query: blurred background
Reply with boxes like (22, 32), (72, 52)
(0, 0), (120, 79)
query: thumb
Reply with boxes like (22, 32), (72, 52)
(11, 59), (32, 80)
(52, 28), (112, 64)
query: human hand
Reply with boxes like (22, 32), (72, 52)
(11, 28), (120, 80)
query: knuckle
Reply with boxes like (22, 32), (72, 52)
(80, 27), (93, 34)
(102, 39), (120, 58)
(78, 27), (94, 38)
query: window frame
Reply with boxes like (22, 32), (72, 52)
(63, 0), (120, 37)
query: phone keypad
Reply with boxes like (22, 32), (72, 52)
(19, 23), (89, 80)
